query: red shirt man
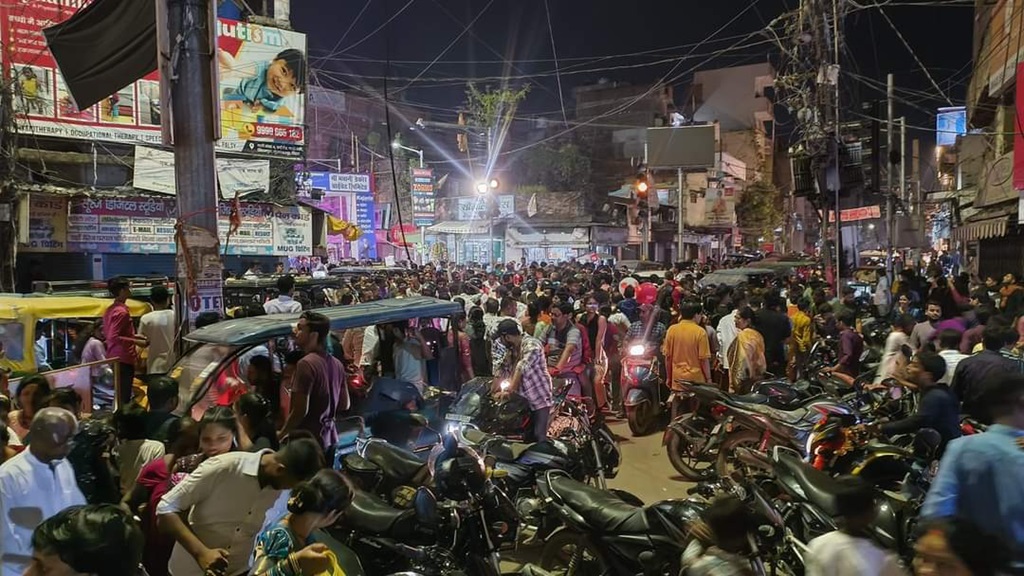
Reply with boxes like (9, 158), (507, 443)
(103, 277), (145, 406)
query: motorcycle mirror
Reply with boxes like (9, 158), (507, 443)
(413, 487), (440, 526)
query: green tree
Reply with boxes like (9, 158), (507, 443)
(464, 83), (530, 129)
(512, 138), (592, 192)
(735, 180), (784, 241)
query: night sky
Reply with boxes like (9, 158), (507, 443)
(292, 0), (974, 144)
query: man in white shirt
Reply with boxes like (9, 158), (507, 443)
(156, 438), (324, 576)
(716, 294), (746, 381)
(805, 476), (906, 576)
(936, 329), (969, 385)
(874, 272), (891, 316)
(263, 275), (303, 315)
(0, 408), (84, 576)
(139, 285), (176, 374)
(391, 322), (431, 393)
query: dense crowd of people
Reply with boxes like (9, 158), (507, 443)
(0, 258), (1021, 574)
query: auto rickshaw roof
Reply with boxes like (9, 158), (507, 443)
(185, 296), (463, 346)
(0, 296), (151, 321)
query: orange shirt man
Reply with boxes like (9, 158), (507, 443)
(662, 301), (712, 391)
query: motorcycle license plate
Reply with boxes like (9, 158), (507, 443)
(710, 423), (722, 436)
(446, 413), (473, 423)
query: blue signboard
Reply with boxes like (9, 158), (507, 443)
(355, 191), (377, 259)
(936, 107), (967, 147)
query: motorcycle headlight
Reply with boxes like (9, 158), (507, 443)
(628, 344), (646, 356)
(499, 380), (511, 391)
(628, 365), (652, 381)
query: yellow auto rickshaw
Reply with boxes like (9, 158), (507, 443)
(0, 295), (151, 375)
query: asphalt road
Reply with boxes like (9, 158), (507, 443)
(603, 418), (696, 504)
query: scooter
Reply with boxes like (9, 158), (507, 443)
(621, 341), (669, 436)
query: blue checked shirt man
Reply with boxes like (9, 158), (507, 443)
(493, 319), (554, 442)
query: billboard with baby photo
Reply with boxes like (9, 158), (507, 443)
(217, 19), (307, 158)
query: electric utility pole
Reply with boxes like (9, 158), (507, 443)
(886, 74), (895, 284)
(164, 0), (221, 331)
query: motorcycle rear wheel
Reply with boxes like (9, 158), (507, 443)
(715, 429), (768, 479)
(666, 429), (716, 481)
(540, 530), (611, 576)
(625, 402), (656, 436)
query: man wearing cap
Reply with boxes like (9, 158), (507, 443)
(493, 319), (553, 442)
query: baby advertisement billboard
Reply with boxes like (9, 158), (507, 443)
(217, 19), (307, 158)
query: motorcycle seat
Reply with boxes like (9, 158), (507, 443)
(863, 441), (912, 458)
(774, 450), (843, 516)
(548, 474), (649, 534)
(344, 490), (416, 537)
(461, 428), (535, 461)
(737, 403), (811, 425)
(733, 393), (770, 405)
(362, 441), (427, 485)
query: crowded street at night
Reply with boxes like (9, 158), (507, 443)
(0, 0), (1021, 575)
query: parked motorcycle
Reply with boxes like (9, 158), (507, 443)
(360, 377), (453, 454)
(333, 437), (515, 576)
(621, 341), (667, 436)
(444, 377), (568, 442)
(536, 469), (702, 576)
(713, 393), (857, 479)
(805, 412), (925, 490)
(663, 381), (830, 481)
(755, 438), (939, 565)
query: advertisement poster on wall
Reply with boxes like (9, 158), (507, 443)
(271, 206), (313, 255)
(704, 186), (737, 227)
(2, 1), (162, 146)
(0, 6), (305, 158)
(411, 168), (435, 227)
(22, 196), (68, 253)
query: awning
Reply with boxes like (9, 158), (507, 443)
(426, 221), (489, 234)
(951, 218), (1008, 242)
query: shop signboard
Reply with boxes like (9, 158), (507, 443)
(67, 197), (178, 254)
(411, 168), (435, 227)
(133, 146), (270, 198)
(0, 6), (306, 157)
(217, 203), (275, 255)
(827, 205), (882, 223)
(22, 196), (68, 253)
(301, 172), (372, 194)
(455, 195), (514, 221)
(55, 196), (310, 256)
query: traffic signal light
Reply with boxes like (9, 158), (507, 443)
(635, 172), (651, 200)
